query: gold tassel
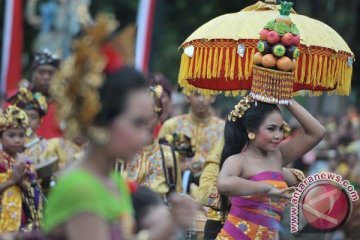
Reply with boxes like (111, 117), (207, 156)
(317, 56), (323, 85)
(299, 55), (306, 83)
(345, 66), (353, 95)
(195, 48), (204, 78)
(321, 57), (328, 87)
(188, 48), (195, 78)
(336, 60), (344, 94)
(327, 58), (333, 85)
(311, 55), (318, 84)
(224, 48), (230, 78)
(212, 48), (219, 78)
(191, 48), (200, 78)
(331, 59), (338, 84)
(248, 48), (255, 78)
(306, 54), (313, 84)
(207, 48), (213, 79)
(201, 48), (208, 78)
(230, 48), (236, 80)
(218, 48), (224, 77)
(334, 58), (340, 83)
(244, 48), (251, 79)
(341, 60), (346, 88)
(237, 53), (243, 79)
(178, 53), (190, 82)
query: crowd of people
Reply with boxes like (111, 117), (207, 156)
(0, 13), (358, 240)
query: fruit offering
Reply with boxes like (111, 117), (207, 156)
(253, 1), (300, 72)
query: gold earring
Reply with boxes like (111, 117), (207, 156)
(248, 132), (256, 140)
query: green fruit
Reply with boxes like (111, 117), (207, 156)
(293, 47), (300, 59)
(257, 41), (271, 54)
(272, 43), (286, 57)
(257, 41), (265, 52)
(286, 46), (301, 59)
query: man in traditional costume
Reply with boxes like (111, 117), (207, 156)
(158, 91), (224, 196)
(122, 85), (182, 202)
(31, 49), (61, 139)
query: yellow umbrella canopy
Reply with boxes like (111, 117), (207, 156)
(178, 1), (354, 96)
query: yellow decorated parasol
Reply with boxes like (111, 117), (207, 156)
(178, 1), (354, 96)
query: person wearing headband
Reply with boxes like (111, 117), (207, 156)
(31, 49), (62, 139)
(0, 106), (43, 232)
(31, 49), (59, 97)
(215, 95), (326, 239)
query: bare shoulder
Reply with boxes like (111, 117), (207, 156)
(222, 153), (245, 174)
(224, 153), (245, 165)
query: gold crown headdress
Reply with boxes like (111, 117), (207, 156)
(149, 85), (163, 114)
(7, 87), (48, 116)
(0, 105), (30, 132)
(228, 95), (255, 122)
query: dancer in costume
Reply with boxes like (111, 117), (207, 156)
(0, 106), (43, 233)
(216, 96), (325, 240)
(199, 136), (305, 239)
(43, 15), (196, 240)
(123, 84), (182, 202)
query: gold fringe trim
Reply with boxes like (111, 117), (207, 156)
(224, 48), (230, 78)
(218, 48), (224, 77)
(178, 42), (353, 96)
(206, 48), (213, 79)
(230, 48), (236, 79)
(201, 48), (208, 78)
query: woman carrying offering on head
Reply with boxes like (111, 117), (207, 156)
(216, 96), (326, 240)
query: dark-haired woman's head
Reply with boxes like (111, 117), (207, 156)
(93, 66), (154, 161)
(221, 101), (283, 165)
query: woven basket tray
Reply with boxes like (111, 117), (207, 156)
(250, 65), (294, 105)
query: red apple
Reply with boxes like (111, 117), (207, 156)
(260, 29), (270, 41)
(267, 31), (280, 45)
(281, 33), (294, 46)
(292, 35), (301, 46)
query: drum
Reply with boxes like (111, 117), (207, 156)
(185, 210), (207, 240)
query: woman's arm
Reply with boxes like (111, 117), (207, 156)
(217, 155), (272, 196)
(280, 101), (326, 166)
